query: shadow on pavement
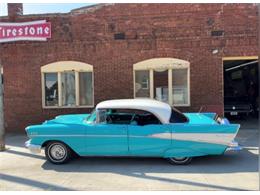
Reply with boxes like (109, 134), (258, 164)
(40, 154), (254, 191)
(124, 172), (246, 190)
(0, 173), (74, 191)
(41, 147), (258, 174)
(5, 149), (45, 160)
(5, 133), (28, 148)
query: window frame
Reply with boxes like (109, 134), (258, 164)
(133, 58), (190, 107)
(41, 61), (94, 109)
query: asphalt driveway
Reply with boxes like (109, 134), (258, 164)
(0, 129), (259, 190)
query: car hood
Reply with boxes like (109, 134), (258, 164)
(44, 114), (90, 125)
(184, 113), (217, 124)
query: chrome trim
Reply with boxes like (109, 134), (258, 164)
(25, 140), (41, 154)
(173, 133), (235, 146)
(225, 140), (242, 152)
(29, 133), (236, 146)
(50, 144), (66, 160)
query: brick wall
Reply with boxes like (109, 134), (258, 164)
(7, 3), (23, 20)
(0, 3), (258, 132)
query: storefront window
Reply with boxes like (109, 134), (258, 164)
(41, 61), (94, 108)
(133, 58), (190, 106)
(79, 72), (93, 106)
(135, 70), (150, 98)
(44, 73), (58, 106)
(172, 69), (188, 105)
(61, 72), (76, 106)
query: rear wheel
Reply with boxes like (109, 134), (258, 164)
(167, 157), (192, 165)
(45, 141), (72, 164)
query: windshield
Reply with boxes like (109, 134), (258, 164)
(85, 109), (96, 123)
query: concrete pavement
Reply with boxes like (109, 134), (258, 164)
(0, 129), (259, 190)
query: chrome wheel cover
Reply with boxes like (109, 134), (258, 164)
(49, 144), (67, 161)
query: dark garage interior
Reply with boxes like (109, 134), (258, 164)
(223, 58), (259, 129)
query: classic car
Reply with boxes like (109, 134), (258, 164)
(25, 99), (241, 165)
(224, 96), (253, 118)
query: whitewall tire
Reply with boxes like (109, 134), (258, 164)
(45, 142), (72, 164)
(167, 157), (192, 165)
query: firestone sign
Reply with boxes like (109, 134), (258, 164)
(0, 20), (51, 43)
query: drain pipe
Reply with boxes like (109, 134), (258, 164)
(0, 64), (5, 151)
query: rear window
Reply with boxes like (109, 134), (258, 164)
(169, 108), (189, 123)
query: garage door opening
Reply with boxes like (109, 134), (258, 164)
(223, 57), (259, 129)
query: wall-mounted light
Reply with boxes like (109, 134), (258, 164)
(212, 49), (219, 54)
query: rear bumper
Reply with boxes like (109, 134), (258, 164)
(225, 140), (242, 152)
(25, 140), (41, 154)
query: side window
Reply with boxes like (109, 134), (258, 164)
(169, 108), (189, 123)
(130, 110), (162, 126)
(97, 109), (133, 125)
(96, 109), (162, 125)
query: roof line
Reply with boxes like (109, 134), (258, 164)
(0, 3), (108, 19)
(70, 3), (102, 12)
(70, 3), (114, 15)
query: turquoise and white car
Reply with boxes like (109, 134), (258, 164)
(25, 99), (241, 165)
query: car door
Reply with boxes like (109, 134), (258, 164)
(85, 109), (128, 156)
(128, 110), (172, 156)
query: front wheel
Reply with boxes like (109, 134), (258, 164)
(45, 142), (72, 164)
(167, 157), (192, 165)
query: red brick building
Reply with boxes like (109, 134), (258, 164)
(0, 3), (258, 132)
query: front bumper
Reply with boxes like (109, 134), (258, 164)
(25, 140), (41, 154)
(225, 140), (242, 152)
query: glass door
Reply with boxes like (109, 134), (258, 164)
(153, 69), (169, 103)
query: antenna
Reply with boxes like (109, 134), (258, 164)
(198, 106), (206, 113)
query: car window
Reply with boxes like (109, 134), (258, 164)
(85, 109), (96, 123)
(125, 109), (161, 126)
(97, 109), (133, 125)
(169, 107), (189, 123)
(96, 109), (162, 125)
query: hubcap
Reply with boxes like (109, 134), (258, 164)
(50, 144), (66, 160)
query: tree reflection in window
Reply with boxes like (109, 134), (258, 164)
(61, 72), (76, 106)
(44, 73), (58, 106)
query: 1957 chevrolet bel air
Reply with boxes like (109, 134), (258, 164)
(25, 99), (241, 165)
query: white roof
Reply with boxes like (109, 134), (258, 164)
(96, 99), (172, 124)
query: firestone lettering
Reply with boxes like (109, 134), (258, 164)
(0, 21), (51, 42)
(0, 26), (50, 37)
